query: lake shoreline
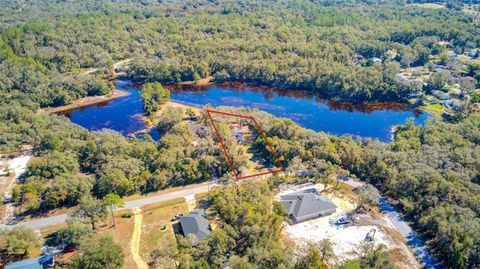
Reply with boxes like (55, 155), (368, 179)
(44, 79), (417, 116)
(168, 81), (417, 114)
(142, 100), (198, 128)
(54, 79), (430, 141)
(37, 89), (130, 115)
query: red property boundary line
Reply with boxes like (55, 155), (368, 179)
(206, 109), (285, 180)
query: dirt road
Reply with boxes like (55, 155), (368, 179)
(1, 151), (32, 224)
(131, 207), (148, 269)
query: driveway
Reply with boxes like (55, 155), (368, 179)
(343, 179), (442, 269)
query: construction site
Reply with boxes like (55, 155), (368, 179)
(278, 183), (420, 269)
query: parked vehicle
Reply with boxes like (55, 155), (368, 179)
(63, 245), (77, 253)
(170, 214), (183, 221)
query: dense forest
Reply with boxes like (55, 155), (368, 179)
(2, 104), (478, 268)
(0, 0), (479, 268)
(0, 0), (479, 107)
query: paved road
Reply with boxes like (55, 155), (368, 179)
(0, 184), (210, 230)
(378, 198), (442, 269)
(343, 179), (442, 269)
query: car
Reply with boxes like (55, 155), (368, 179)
(63, 245), (77, 253)
(170, 214), (183, 221)
(336, 216), (351, 225)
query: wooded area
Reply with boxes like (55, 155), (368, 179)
(0, 0), (479, 268)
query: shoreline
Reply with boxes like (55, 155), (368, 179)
(37, 89), (130, 114)
(169, 81), (415, 114)
(142, 100), (199, 128)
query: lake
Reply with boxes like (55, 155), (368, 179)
(61, 80), (429, 141)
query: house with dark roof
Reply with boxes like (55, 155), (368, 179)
(179, 209), (211, 244)
(280, 189), (337, 223)
(5, 255), (54, 269)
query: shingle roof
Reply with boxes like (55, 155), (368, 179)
(280, 189), (337, 219)
(179, 210), (211, 241)
(5, 255), (54, 269)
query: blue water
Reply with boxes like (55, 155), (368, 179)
(170, 84), (429, 141)
(61, 80), (429, 142)
(60, 80), (158, 138)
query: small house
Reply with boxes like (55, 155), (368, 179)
(280, 189), (337, 223)
(179, 209), (211, 244)
(5, 255), (54, 269)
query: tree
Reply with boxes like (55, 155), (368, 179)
(71, 195), (107, 230)
(425, 71), (451, 92)
(339, 244), (394, 269)
(294, 245), (328, 269)
(46, 221), (94, 247)
(71, 235), (124, 269)
(156, 107), (183, 136)
(318, 239), (335, 264)
(446, 0), (463, 11)
(400, 50), (415, 70)
(0, 227), (40, 266)
(459, 77), (475, 96)
(102, 193), (124, 227)
(356, 186), (380, 209)
(141, 82), (170, 115)
(95, 168), (131, 197)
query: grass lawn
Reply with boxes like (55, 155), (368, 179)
(139, 198), (189, 266)
(421, 103), (446, 117)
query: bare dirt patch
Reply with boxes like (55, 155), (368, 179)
(131, 208), (148, 269)
(100, 211), (137, 269)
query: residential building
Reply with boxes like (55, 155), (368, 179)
(5, 255), (54, 269)
(179, 209), (211, 244)
(280, 189), (337, 223)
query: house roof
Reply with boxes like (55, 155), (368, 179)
(5, 255), (54, 269)
(280, 189), (337, 219)
(179, 210), (211, 241)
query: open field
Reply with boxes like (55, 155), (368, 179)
(140, 198), (188, 267)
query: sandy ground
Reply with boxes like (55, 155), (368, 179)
(131, 207), (148, 269)
(0, 150), (32, 224)
(280, 184), (420, 268)
(37, 89), (130, 114)
(177, 76), (213, 86)
(284, 209), (394, 259)
(80, 58), (134, 76)
(185, 195), (196, 212)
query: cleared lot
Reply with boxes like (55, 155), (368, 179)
(280, 183), (420, 269)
